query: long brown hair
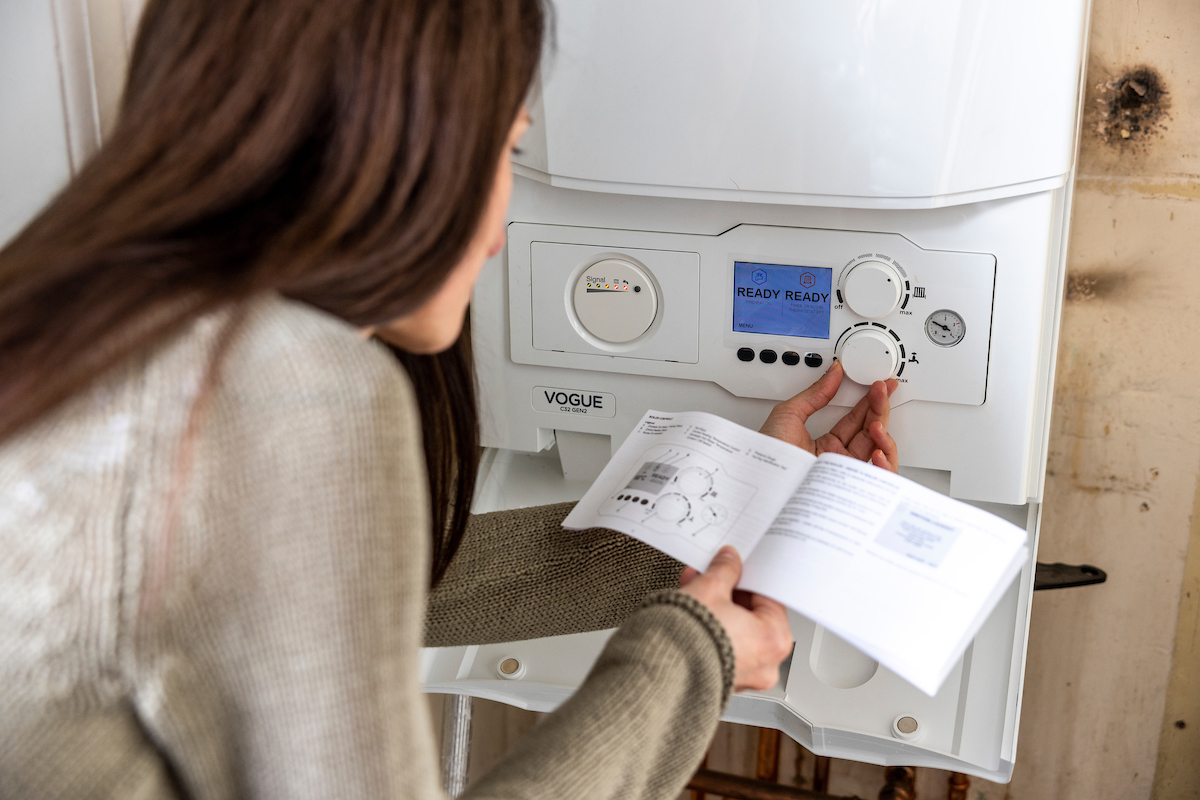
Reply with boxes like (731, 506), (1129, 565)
(0, 0), (545, 585)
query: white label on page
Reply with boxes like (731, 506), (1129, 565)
(874, 502), (962, 568)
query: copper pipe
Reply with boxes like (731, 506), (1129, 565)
(687, 769), (861, 800)
(947, 773), (969, 800)
(878, 767), (916, 800)
(755, 728), (782, 782)
(813, 756), (831, 794)
(792, 744), (806, 790)
(691, 755), (709, 800)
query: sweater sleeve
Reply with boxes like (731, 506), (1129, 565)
(425, 503), (685, 647)
(466, 590), (733, 800)
(428, 508), (733, 799)
(432, 511), (734, 800)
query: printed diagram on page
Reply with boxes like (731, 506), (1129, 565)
(598, 445), (756, 550)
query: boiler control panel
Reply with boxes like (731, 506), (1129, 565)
(513, 223), (995, 409)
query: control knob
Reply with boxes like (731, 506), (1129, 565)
(842, 260), (902, 319)
(836, 329), (899, 385)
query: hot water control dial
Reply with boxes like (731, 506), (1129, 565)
(572, 258), (658, 343)
(842, 260), (903, 319)
(836, 328), (900, 385)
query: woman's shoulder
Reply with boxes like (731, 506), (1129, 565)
(113, 291), (423, 482)
(191, 292), (420, 447)
(225, 294), (412, 400)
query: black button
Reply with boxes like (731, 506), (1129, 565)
(804, 353), (823, 368)
(759, 349), (778, 364)
(737, 347), (755, 362)
(781, 351), (800, 366)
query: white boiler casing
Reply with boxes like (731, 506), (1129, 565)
(422, 0), (1091, 783)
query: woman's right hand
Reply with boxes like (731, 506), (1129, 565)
(680, 547), (793, 692)
(758, 361), (900, 472)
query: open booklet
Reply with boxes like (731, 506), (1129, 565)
(563, 410), (1029, 696)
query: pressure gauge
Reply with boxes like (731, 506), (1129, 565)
(925, 310), (966, 347)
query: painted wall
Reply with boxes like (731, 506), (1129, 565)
(452, 0), (1200, 797)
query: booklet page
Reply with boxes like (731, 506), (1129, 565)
(740, 454), (1028, 695)
(563, 410), (815, 570)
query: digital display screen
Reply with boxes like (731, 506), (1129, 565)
(732, 261), (833, 339)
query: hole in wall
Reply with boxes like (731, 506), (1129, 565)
(1090, 65), (1170, 149)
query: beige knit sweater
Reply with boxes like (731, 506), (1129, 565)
(0, 295), (733, 800)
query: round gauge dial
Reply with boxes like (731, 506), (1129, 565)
(925, 310), (966, 347)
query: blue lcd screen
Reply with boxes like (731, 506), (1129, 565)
(732, 262), (834, 339)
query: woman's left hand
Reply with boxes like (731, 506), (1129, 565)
(758, 361), (899, 472)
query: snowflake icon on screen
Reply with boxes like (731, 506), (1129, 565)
(800, 272), (816, 288)
(751, 269), (768, 285)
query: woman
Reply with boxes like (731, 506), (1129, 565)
(0, 1), (899, 798)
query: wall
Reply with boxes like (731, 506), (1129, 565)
(455, 0), (1200, 797)
(0, 0), (142, 246)
(1017, 0), (1200, 795)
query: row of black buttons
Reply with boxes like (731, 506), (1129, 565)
(737, 348), (823, 368)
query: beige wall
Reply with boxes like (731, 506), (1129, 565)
(1024, 0), (1200, 796)
(454, 0), (1200, 796)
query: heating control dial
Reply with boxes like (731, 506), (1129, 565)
(836, 329), (900, 385)
(842, 260), (902, 319)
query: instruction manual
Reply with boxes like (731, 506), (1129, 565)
(563, 410), (1029, 696)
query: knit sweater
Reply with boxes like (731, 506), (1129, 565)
(0, 295), (734, 800)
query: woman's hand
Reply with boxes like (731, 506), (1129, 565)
(759, 361), (900, 472)
(680, 547), (793, 692)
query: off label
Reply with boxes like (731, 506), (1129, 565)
(533, 386), (617, 418)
